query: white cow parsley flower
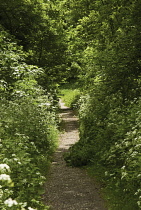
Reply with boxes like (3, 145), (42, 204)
(0, 174), (11, 181)
(0, 164), (10, 173)
(28, 207), (37, 210)
(4, 198), (18, 207)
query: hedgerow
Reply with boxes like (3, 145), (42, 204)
(0, 27), (58, 210)
(0, 96), (58, 210)
(65, 90), (141, 209)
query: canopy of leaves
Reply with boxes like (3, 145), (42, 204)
(0, 0), (69, 85)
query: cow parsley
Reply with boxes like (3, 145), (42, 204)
(4, 198), (18, 207)
(0, 174), (11, 181)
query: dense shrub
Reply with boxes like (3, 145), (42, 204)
(65, 89), (141, 209)
(101, 98), (141, 209)
(0, 27), (58, 210)
(0, 96), (58, 210)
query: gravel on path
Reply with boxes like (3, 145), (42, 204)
(43, 100), (108, 210)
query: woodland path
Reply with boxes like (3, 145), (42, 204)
(43, 100), (107, 210)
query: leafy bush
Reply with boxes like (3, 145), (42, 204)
(0, 27), (58, 210)
(100, 98), (141, 209)
(65, 88), (141, 209)
(64, 141), (93, 167)
(0, 90), (58, 210)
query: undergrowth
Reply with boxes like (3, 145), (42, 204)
(64, 91), (141, 209)
(0, 28), (58, 210)
(87, 163), (139, 210)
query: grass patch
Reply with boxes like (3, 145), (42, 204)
(59, 82), (81, 109)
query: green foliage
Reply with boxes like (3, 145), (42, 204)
(101, 99), (141, 209)
(66, 91), (141, 209)
(0, 96), (58, 210)
(0, 27), (25, 92)
(1, 0), (141, 208)
(0, 26), (58, 210)
(62, 0), (141, 208)
(0, 0), (68, 84)
(64, 141), (93, 167)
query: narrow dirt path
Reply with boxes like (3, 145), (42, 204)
(43, 100), (107, 210)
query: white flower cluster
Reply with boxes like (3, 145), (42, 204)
(28, 207), (37, 210)
(0, 174), (11, 181)
(0, 164), (10, 173)
(4, 198), (18, 207)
